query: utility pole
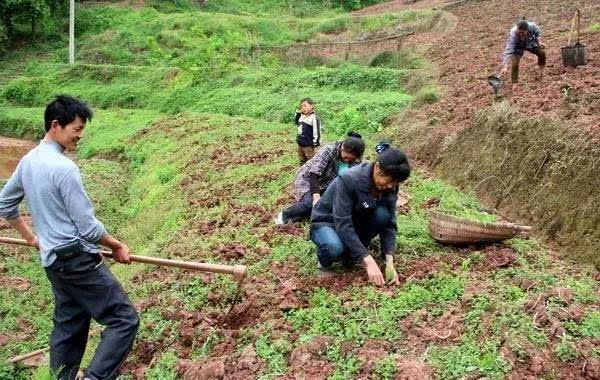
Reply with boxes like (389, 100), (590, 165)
(69, 0), (74, 64)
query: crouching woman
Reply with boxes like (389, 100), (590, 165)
(310, 143), (410, 286)
(275, 132), (365, 224)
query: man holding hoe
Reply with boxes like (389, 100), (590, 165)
(0, 95), (139, 380)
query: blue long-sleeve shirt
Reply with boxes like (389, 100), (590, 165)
(0, 140), (107, 267)
(503, 21), (541, 64)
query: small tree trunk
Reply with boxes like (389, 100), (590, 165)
(4, 12), (13, 38)
(31, 15), (36, 38)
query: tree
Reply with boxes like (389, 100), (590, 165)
(0, 0), (49, 38)
(0, 24), (7, 53)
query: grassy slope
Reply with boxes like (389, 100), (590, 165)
(0, 1), (598, 379)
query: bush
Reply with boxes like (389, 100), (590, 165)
(0, 25), (7, 54)
(0, 112), (44, 139)
(414, 85), (440, 105)
(1, 77), (52, 107)
(330, 107), (368, 136)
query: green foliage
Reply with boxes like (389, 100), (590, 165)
(565, 311), (600, 338)
(408, 176), (497, 222)
(0, 0), (49, 37)
(0, 24), (7, 53)
(0, 251), (54, 373)
(0, 63), (416, 141)
(560, 276), (598, 303)
(578, 312), (600, 338)
(191, 328), (221, 358)
(157, 164), (177, 184)
(414, 85), (440, 105)
(0, 106), (44, 139)
(329, 355), (361, 379)
(463, 294), (492, 337)
(331, 107), (370, 135)
(78, 108), (161, 158)
(203, 0), (390, 15)
(80, 158), (128, 233)
(255, 331), (292, 375)
(428, 339), (510, 379)
(288, 274), (464, 342)
(374, 355), (397, 379)
(554, 335), (578, 363)
(2, 76), (52, 107)
(146, 349), (179, 379)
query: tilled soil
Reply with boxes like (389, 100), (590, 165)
(371, 0), (600, 136)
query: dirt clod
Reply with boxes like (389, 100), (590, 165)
(178, 359), (225, 380)
(585, 358), (600, 380)
(529, 355), (545, 375)
(396, 357), (434, 380)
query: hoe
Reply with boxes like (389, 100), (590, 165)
(0, 236), (248, 365)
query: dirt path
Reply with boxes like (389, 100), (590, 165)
(0, 137), (37, 179)
(353, 0), (457, 16)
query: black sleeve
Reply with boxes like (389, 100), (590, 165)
(333, 177), (369, 263)
(309, 173), (320, 195)
(294, 111), (301, 125)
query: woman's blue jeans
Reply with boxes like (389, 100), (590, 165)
(311, 205), (392, 268)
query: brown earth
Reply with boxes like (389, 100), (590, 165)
(383, 0), (600, 136)
(365, 0), (600, 265)
(0, 137), (37, 179)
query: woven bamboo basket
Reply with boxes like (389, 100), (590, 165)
(428, 210), (532, 244)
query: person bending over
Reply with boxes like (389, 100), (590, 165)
(310, 142), (411, 286)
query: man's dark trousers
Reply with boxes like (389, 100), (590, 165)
(44, 252), (139, 380)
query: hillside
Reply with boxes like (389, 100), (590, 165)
(0, 0), (599, 379)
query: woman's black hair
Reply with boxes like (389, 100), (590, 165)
(341, 131), (365, 157)
(375, 141), (411, 182)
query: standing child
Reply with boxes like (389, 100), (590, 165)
(294, 98), (321, 165)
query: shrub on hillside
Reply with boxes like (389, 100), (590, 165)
(0, 25), (7, 54)
(414, 85), (439, 105)
(330, 107), (368, 136)
(0, 113), (44, 139)
(2, 77), (51, 107)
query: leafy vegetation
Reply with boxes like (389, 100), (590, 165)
(0, 0), (598, 379)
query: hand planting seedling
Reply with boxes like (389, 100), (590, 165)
(385, 262), (397, 285)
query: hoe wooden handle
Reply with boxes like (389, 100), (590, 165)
(0, 237), (247, 280)
(568, 10), (576, 46)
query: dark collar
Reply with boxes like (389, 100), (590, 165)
(357, 163), (374, 192)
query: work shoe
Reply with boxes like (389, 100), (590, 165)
(274, 212), (285, 225)
(316, 260), (334, 278)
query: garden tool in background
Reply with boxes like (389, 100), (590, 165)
(487, 75), (502, 95)
(561, 9), (587, 68)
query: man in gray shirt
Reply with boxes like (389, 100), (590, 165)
(500, 20), (546, 88)
(0, 95), (139, 380)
